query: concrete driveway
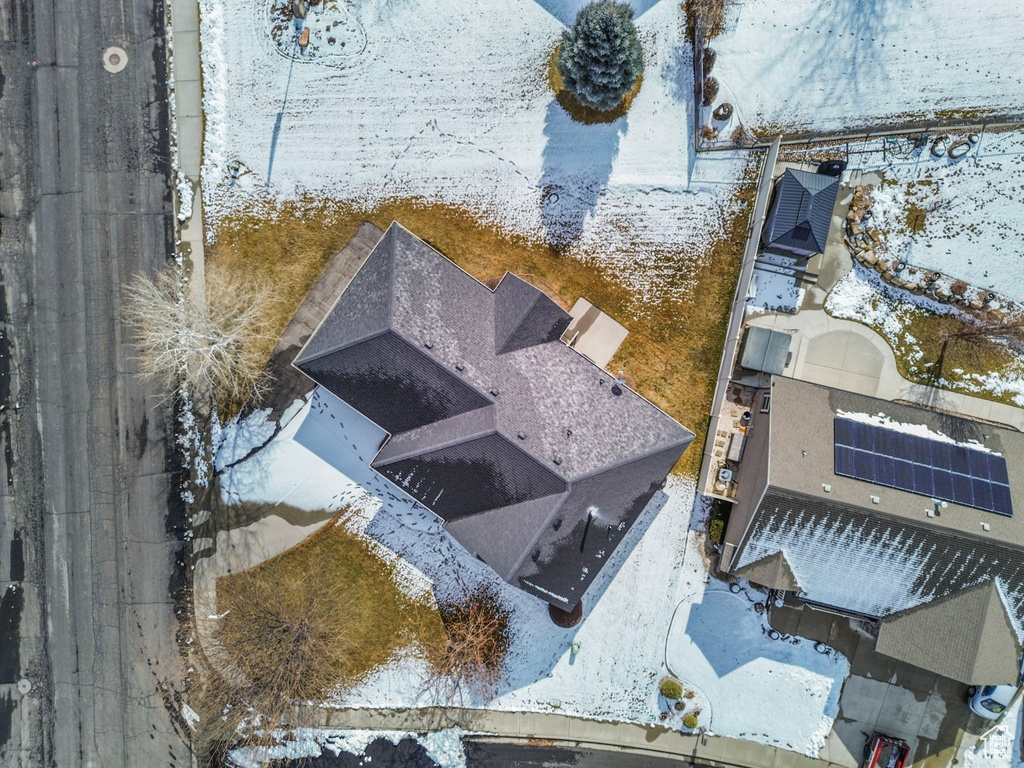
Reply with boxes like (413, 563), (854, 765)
(768, 600), (988, 768)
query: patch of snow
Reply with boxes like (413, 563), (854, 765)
(181, 703), (200, 730)
(198, 0), (751, 302)
(856, 130), (1024, 304)
(835, 410), (999, 454)
(712, 0), (1024, 134)
(214, 407), (277, 472)
(666, 588), (846, 753)
(216, 387), (849, 757)
(964, 701), (1023, 768)
(746, 260), (805, 315)
(229, 727), (468, 768)
(175, 170), (195, 223)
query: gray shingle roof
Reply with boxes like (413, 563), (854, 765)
(732, 550), (802, 591)
(875, 580), (1022, 684)
(762, 169), (839, 255)
(731, 377), (1024, 682)
(295, 223), (693, 608)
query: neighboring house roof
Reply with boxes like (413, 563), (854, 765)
(295, 223), (693, 609)
(732, 550), (802, 592)
(875, 580), (1023, 685)
(762, 168), (839, 255)
(730, 376), (1024, 683)
(739, 326), (791, 375)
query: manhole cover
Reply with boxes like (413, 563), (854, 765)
(103, 47), (128, 73)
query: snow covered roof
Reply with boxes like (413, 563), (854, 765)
(294, 223), (693, 609)
(762, 169), (839, 256)
(875, 580), (1023, 684)
(730, 377), (1024, 682)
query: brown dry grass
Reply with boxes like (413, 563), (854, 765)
(208, 177), (756, 477)
(215, 512), (445, 692)
(546, 44), (642, 124)
(194, 510), (445, 758)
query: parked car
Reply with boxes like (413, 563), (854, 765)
(968, 684), (1019, 720)
(863, 733), (910, 768)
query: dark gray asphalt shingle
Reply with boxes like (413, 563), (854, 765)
(295, 223), (693, 608)
(762, 169), (839, 256)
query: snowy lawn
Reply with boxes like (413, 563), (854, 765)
(825, 262), (1024, 407)
(210, 388), (849, 757)
(711, 0), (1024, 134)
(199, 0), (750, 299)
(853, 130), (1024, 305)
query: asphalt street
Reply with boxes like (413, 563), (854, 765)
(0, 0), (188, 766)
(279, 738), (717, 768)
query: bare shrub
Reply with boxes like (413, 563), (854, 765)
(950, 280), (968, 296)
(425, 585), (512, 702)
(122, 264), (275, 407)
(687, 0), (733, 40)
(702, 76), (719, 106)
(700, 125), (719, 141)
(703, 47), (717, 73)
(730, 125), (747, 145)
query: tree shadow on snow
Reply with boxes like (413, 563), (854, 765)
(779, 0), (914, 115)
(539, 99), (627, 247)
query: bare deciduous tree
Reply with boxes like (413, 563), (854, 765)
(424, 585), (512, 703)
(941, 316), (1024, 349)
(191, 553), (359, 763)
(122, 264), (274, 406)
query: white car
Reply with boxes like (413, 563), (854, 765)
(968, 684), (1018, 720)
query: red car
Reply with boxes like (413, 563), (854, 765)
(863, 733), (910, 768)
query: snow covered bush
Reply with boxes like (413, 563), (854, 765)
(659, 678), (684, 700)
(557, 0), (644, 112)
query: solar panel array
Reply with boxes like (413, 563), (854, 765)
(833, 417), (1013, 517)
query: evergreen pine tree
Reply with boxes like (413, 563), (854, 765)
(557, 0), (644, 112)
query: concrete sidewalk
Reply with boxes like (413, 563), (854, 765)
(311, 706), (833, 768)
(167, 0), (206, 287)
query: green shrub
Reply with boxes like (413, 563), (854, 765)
(557, 1), (645, 112)
(708, 517), (724, 544)
(659, 678), (683, 700)
(683, 713), (699, 729)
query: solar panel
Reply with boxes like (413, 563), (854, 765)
(833, 417), (1013, 516)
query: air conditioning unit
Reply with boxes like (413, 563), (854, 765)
(718, 467), (734, 484)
